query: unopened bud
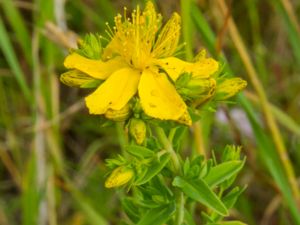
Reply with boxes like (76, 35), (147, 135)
(215, 78), (247, 100)
(129, 118), (146, 145)
(105, 104), (131, 121)
(177, 74), (216, 107)
(60, 70), (98, 88)
(105, 166), (134, 188)
(222, 145), (242, 162)
(186, 77), (216, 99)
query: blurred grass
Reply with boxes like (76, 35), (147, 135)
(190, 1), (300, 224)
(0, 0), (300, 225)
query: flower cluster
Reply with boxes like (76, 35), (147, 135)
(61, 1), (246, 127)
(60, 4), (248, 224)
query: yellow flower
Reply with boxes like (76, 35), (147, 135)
(63, 2), (220, 126)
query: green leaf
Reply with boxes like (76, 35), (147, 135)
(172, 126), (188, 148)
(184, 209), (197, 225)
(135, 153), (170, 185)
(172, 176), (228, 216)
(150, 176), (173, 200)
(76, 33), (103, 60)
(207, 221), (247, 225)
(183, 158), (191, 177)
(126, 145), (154, 158)
(137, 203), (176, 225)
(222, 186), (246, 209)
(122, 198), (140, 223)
(175, 72), (192, 88)
(211, 186), (246, 222)
(204, 160), (244, 188)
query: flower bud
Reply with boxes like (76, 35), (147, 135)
(215, 78), (247, 100)
(105, 166), (134, 188)
(176, 72), (216, 103)
(186, 77), (216, 100)
(222, 145), (242, 162)
(129, 118), (146, 145)
(60, 70), (102, 88)
(105, 104), (131, 121)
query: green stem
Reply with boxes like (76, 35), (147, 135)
(155, 126), (180, 172)
(154, 126), (184, 225)
(168, 128), (177, 143)
(116, 122), (128, 156)
(175, 191), (185, 225)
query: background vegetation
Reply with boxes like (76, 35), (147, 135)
(0, 0), (300, 224)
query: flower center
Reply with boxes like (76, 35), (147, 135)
(103, 5), (162, 70)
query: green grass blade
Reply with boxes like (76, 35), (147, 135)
(271, 104), (300, 137)
(239, 94), (300, 224)
(246, 92), (300, 137)
(180, 0), (194, 60)
(22, 153), (39, 225)
(271, 0), (300, 65)
(191, 5), (300, 224)
(0, 16), (31, 103)
(191, 7), (216, 56)
(73, 1), (107, 31)
(70, 187), (108, 225)
(0, 0), (32, 64)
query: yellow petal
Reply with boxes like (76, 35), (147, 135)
(85, 67), (140, 114)
(189, 57), (219, 78)
(152, 13), (181, 58)
(156, 56), (219, 81)
(64, 53), (127, 79)
(156, 57), (191, 81)
(138, 69), (187, 121)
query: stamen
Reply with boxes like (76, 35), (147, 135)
(105, 22), (115, 38)
(124, 7), (127, 21)
(99, 35), (110, 42)
(105, 30), (114, 39)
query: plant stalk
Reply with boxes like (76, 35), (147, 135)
(175, 191), (185, 225)
(193, 121), (206, 159)
(155, 126), (184, 225)
(155, 126), (181, 173)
